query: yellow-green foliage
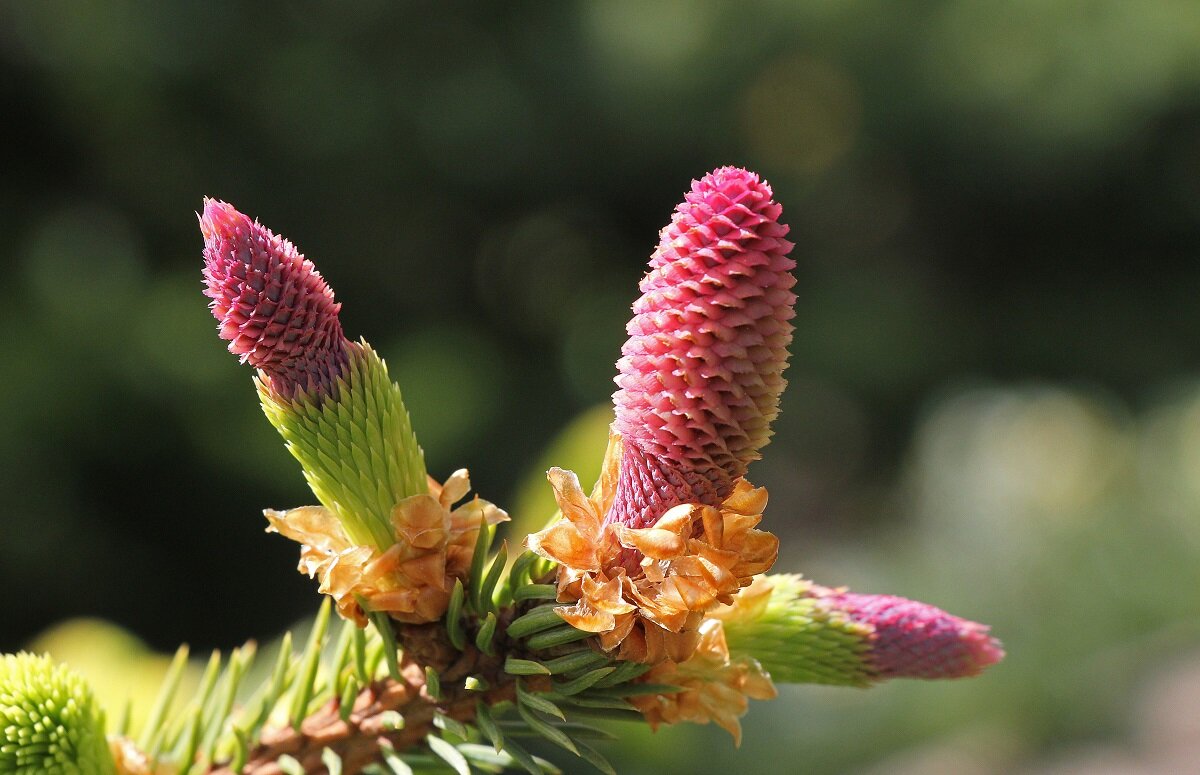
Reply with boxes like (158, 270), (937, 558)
(29, 619), (196, 739)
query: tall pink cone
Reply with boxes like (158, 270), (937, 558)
(830, 591), (1004, 679)
(200, 198), (349, 397)
(608, 167), (796, 528)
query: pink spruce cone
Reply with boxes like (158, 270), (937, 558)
(830, 591), (1005, 679)
(200, 199), (349, 397)
(608, 167), (796, 529)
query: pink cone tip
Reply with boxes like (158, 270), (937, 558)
(608, 167), (796, 528)
(200, 198), (348, 397)
(831, 592), (1005, 679)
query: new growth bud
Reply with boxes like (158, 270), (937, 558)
(718, 576), (1004, 685)
(199, 200), (509, 627)
(199, 199), (427, 550)
(609, 167), (796, 528)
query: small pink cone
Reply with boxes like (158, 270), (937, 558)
(828, 591), (1005, 679)
(200, 199), (348, 396)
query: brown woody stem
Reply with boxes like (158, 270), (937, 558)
(207, 623), (539, 775)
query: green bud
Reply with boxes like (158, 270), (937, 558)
(0, 653), (116, 775)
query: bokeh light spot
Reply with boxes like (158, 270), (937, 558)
(382, 327), (505, 470)
(743, 54), (861, 178)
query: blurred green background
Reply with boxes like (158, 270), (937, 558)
(3, 2), (1200, 773)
